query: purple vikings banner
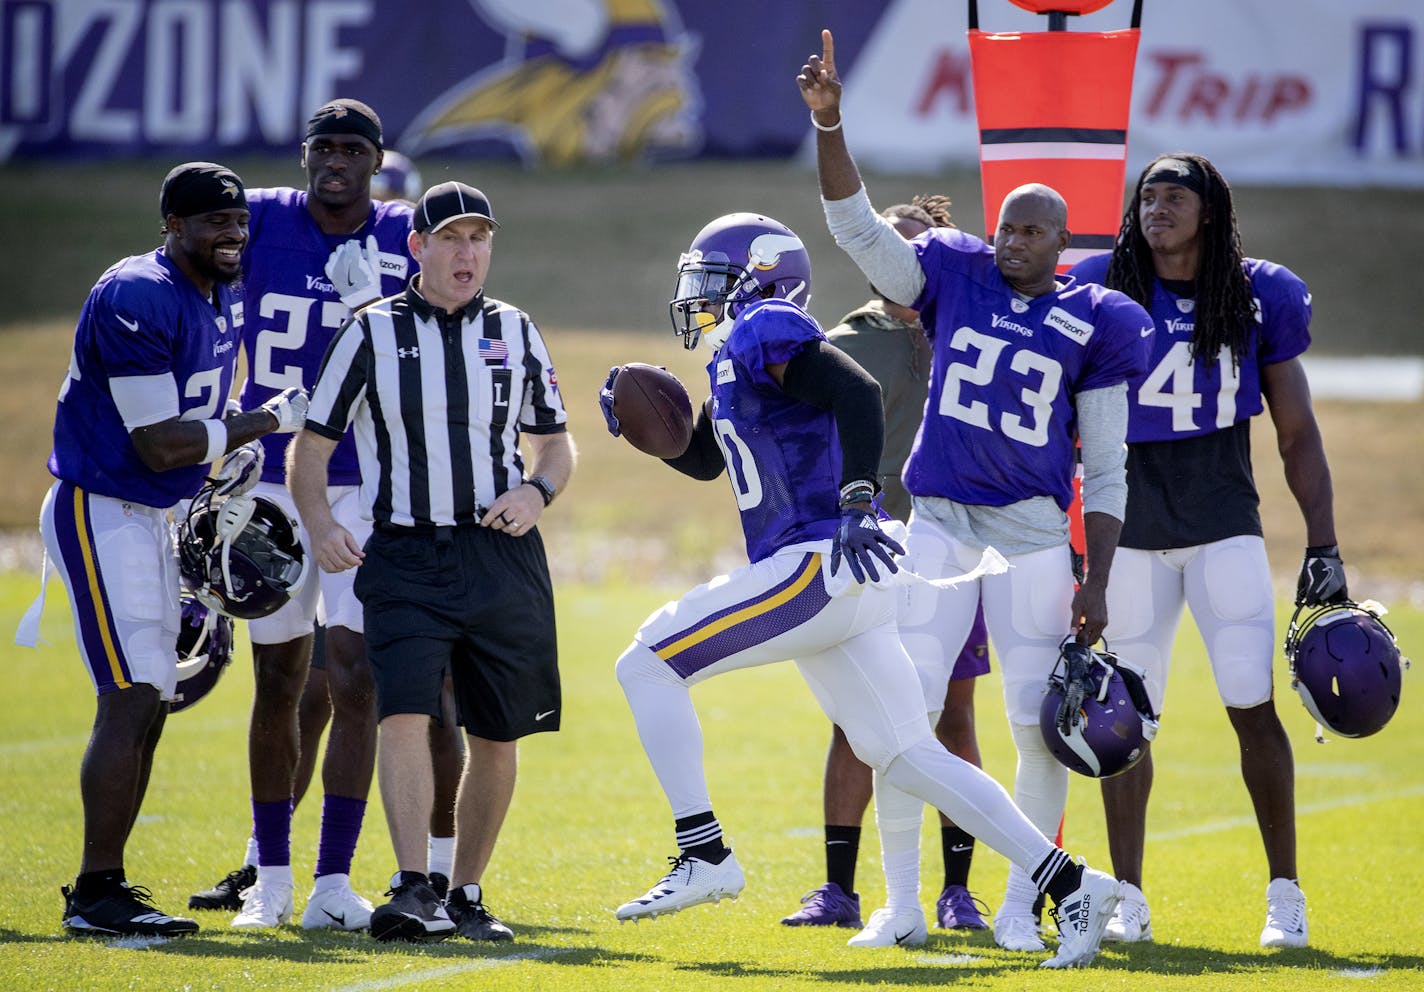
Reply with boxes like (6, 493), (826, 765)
(2, 0), (1421, 186)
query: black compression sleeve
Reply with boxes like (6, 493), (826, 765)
(661, 399), (724, 480)
(780, 339), (884, 489)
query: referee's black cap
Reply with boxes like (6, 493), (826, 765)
(413, 181), (500, 234)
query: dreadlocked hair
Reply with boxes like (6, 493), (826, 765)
(882, 194), (956, 230)
(1104, 152), (1255, 370)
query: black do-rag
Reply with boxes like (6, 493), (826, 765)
(305, 98), (383, 150)
(1141, 156), (1206, 197)
(160, 162), (247, 218)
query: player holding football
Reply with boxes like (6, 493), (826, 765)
(601, 210), (1122, 970)
(30, 162), (306, 937)
(798, 30), (1154, 952)
(188, 99), (416, 931)
(1070, 152), (1341, 948)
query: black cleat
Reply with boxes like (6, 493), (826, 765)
(428, 871), (449, 902)
(63, 883), (199, 938)
(369, 872), (456, 943)
(447, 883), (513, 941)
(188, 864), (256, 911)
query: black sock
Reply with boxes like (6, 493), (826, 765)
(676, 811), (727, 862)
(941, 826), (974, 889)
(825, 825), (861, 894)
(75, 869), (125, 900)
(1036, 849), (1083, 907)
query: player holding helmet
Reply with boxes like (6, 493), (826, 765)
(1071, 151), (1346, 948)
(604, 212), (1123, 970)
(800, 29), (1153, 954)
(21, 162), (306, 938)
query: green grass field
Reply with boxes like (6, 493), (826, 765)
(2, 571), (1421, 992)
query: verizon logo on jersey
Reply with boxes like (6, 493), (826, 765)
(1044, 307), (1094, 346)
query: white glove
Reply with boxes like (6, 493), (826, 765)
(324, 234), (383, 310)
(261, 387), (309, 434)
(212, 441), (264, 498)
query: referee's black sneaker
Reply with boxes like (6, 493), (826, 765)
(447, 883), (514, 942)
(188, 863), (256, 911)
(369, 871), (455, 943)
(63, 882), (200, 938)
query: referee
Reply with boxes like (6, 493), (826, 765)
(288, 181), (574, 944)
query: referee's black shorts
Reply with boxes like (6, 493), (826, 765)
(355, 522), (560, 741)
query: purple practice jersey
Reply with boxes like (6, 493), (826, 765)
(708, 299), (841, 563)
(50, 249), (241, 508)
(905, 230), (1152, 510)
(237, 188), (415, 485)
(1070, 254), (1311, 443)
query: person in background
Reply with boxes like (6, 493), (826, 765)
(187, 99), (414, 933)
(784, 195), (994, 935)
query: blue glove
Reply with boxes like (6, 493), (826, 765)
(1296, 544), (1348, 606)
(599, 366), (621, 437)
(830, 507), (905, 583)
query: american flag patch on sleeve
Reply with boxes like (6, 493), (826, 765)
(478, 338), (508, 366)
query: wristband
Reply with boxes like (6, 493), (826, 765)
(838, 480), (876, 507)
(201, 419), (229, 465)
(1305, 544), (1339, 557)
(810, 111), (842, 133)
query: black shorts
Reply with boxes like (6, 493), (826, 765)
(355, 523), (560, 740)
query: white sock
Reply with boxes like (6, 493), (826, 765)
(255, 864), (293, 888)
(427, 835), (455, 879)
(872, 772), (923, 912)
(243, 836), (260, 868)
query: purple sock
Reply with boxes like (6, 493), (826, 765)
(252, 797), (293, 867)
(314, 795), (368, 878)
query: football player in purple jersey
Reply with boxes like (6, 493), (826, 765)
(1069, 152), (1341, 949)
(26, 163), (307, 938)
(800, 29), (1153, 953)
(187, 100), (416, 932)
(602, 211), (1123, 970)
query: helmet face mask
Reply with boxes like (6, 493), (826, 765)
(668, 213), (811, 350)
(1039, 641), (1159, 778)
(170, 590), (234, 713)
(1285, 600), (1405, 739)
(178, 484), (309, 621)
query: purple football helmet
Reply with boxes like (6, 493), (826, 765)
(1285, 600), (1405, 738)
(370, 150), (423, 203)
(170, 590), (235, 714)
(1040, 640), (1159, 778)
(669, 212), (812, 350)
(178, 482), (309, 621)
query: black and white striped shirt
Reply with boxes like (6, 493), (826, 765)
(306, 284), (568, 527)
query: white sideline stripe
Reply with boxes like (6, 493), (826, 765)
(0, 715), (247, 756)
(330, 949), (560, 992)
(1150, 783), (1424, 841)
(1301, 355), (1424, 401)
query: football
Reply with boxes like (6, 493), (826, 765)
(612, 363), (695, 458)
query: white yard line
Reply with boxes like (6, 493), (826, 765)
(329, 948), (562, 992)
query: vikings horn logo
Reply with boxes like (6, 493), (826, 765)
(400, 0), (703, 167)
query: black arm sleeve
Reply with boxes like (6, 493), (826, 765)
(780, 339), (884, 489)
(661, 398), (725, 481)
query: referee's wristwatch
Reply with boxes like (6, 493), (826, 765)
(527, 475), (557, 506)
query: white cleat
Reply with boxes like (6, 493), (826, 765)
(1260, 878), (1308, 949)
(615, 850), (745, 922)
(231, 878), (294, 929)
(300, 874), (374, 931)
(846, 906), (928, 948)
(993, 908), (1046, 952)
(1103, 881), (1152, 943)
(1041, 868), (1121, 969)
